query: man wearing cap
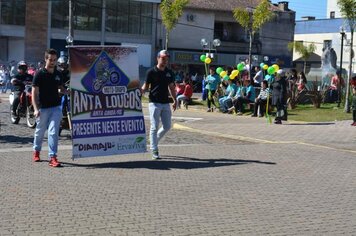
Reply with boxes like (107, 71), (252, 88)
(142, 50), (177, 159)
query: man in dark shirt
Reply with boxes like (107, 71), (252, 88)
(10, 61), (33, 116)
(141, 50), (177, 159)
(32, 48), (68, 167)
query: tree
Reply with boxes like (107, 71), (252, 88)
(233, 0), (274, 80)
(337, 0), (356, 113)
(287, 41), (316, 74)
(160, 0), (189, 50)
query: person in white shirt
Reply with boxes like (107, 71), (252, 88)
(253, 66), (264, 86)
(252, 80), (269, 117)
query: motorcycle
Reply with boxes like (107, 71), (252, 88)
(9, 83), (36, 128)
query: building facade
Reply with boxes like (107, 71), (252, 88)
(1, 0), (295, 76)
(0, 0), (160, 69)
(294, 18), (355, 77)
(158, 0), (295, 75)
(327, 0), (342, 19)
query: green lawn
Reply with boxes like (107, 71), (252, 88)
(142, 96), (352, 122)
(287, 104), (352, 122)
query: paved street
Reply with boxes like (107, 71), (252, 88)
(0, 92), (356, 235)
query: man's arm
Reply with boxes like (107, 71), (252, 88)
(168, 82), (177, 111)
(32, 86), (40, 118)
(58, 85), (69, 95)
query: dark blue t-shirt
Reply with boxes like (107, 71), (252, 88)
(32, 69), (63, 108)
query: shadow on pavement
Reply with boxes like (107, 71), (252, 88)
(61, 155), (276, 170)
(0, 135), (33, 144)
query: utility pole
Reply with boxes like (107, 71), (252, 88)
(66, 0), (74, 45)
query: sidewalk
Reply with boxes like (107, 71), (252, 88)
(1, 91), (356, 235)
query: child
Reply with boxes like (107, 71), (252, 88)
(177, 78), (193, 109)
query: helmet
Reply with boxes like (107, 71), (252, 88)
(17, 61), (28, 71)
(57, 56), (68, 70)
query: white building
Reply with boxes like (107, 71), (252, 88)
(294, 18), (355, 79)
(327, 0), (342, 19)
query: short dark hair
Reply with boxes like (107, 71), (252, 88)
(45, 48), (58, 60)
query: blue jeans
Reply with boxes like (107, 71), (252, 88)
(148, 102), (172, 151)
(33, 106), (62, 158)
(219, 96), (232, 112)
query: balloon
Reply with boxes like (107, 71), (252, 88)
(200, 55), (206, 62)
(265, 74), (271, 80)
(231, 70), (239, 77)
(272, 64), (279, 71)
(229, 74), (236, 80)
(223, 75), (229, 81)
(205, 57), (211, 64)
(263, 64), (268, 70)
(260, 63), (265, 68)
(267, 66), (275, 75)
(237, 63), (245, 72)
(216, 67), (223, 74)
(220, 71), (227, 78)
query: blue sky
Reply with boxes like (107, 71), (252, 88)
(272, 0), (327, 20)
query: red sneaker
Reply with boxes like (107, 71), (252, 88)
(352, 122), (356, 126)
(33, 151), (40, 162)
(49, 156), (61, 167)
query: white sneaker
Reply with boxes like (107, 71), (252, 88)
(152, 150), (160, 160)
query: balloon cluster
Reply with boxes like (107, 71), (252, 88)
(214, 65), (241, 81)
(259, 63), (280, 75)
(200, 54), (211, 64)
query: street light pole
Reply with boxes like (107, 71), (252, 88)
(247, 7), (253, 82)
(66, 0), (74, 45)
(338, 26), (345, 108)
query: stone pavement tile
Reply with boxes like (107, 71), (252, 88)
(1, 140), (356, 235)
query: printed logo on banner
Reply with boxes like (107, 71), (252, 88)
(81, 51), (130, 94)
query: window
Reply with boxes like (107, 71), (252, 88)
(51, 1), (69, 29)
(51, 0), (153, 35)
(52, 0), (101, 31)
(140, 2), (152, 35)
(330, 11), (335, 19)
(106, 0), (152, 35)
(74, 0), (102, 31)
(1, 0), (25, 25)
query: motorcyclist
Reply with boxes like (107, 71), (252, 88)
(57, 56), (71, 130)
(57, 56), (70, 86)
(10, 61), (33, 116)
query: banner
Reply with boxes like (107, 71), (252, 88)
(69, 46), (146, 158)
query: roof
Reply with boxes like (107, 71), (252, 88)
(186, 0), (282, 12)
(295, 18), (351, 34)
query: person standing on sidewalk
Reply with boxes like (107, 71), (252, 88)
(205, 67), (220, 112)
(351, 75), (356, 126)
(141, 50), (177, 159)
(32, 49), (68, 167)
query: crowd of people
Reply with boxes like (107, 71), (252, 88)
(0, 50), (70, 167)
(172, 61), (354, 126)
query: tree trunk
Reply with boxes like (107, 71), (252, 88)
(248, 31), (252, 81)
(344, 30), (353, 113)
(165, 31), (169, 50)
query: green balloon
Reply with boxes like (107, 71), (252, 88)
(216, 67), (223, 74)
(200, 55), (206, 62)
(237, 63), (245, 72)
(223, 75), (229, 81)
(267, 66), (275, 75)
